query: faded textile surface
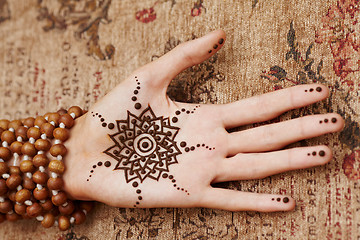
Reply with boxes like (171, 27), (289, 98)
(0, 0), (359, 239)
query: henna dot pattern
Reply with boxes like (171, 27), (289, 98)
(91, 112), (115, 130)
(305, 86), (322, 92)
(208, 38), (224, 53)
(87, 160), (112, 181)
(272, 197), (289, 203)
(172, 105), (200, 123)
(307, 150), (326, 157)
(319, 117), (337, 124)
(133, 76), (142, 110)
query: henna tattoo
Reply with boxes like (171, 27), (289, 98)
(208, 38), (224, 53)
(271, 197), (289, 203)
(319, 117), (337, 124)
(307, 150), (326, 157)
(304, 87), (322, 92)
(88, 76), (215, 206)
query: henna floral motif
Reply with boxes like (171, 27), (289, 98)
(104, 106), (182, 183)
(87, 75), (223, 206)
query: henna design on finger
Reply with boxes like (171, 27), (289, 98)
(307, 150), (326, 157)
(271, 197), (289, 203)
(208, 38), (224, 53)
(319, 117), (337, 124)
(304, 86), (322, 92)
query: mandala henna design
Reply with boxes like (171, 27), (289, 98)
(88, 76), (218, 207)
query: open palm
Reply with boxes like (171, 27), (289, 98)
(63, 30), (343, 212)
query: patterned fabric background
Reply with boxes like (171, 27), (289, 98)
(0, 0), (359, 239)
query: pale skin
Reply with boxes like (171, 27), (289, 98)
(62, 30), (344, 212)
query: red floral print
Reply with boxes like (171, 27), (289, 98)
(135, 7), (156, 23)
(191, 0), (205, 17)
(316, 0), (360, 81)
(343, 149), (360, 180)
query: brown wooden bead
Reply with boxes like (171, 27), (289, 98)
(8, 190), (16, 202)
(0, 162), (8, 175)
(34, 139), (51, 151)
(8, 120), (22, 131)
(41, 122), (55, 138)
(47, 177), (64, 190)
(20, 160), (35, 173)
(58, 215), (70, 231)
(40, 199), (53, 211)
(21, 142), (37, 157)
(57, 108), (67, 115)
(72, 210), (86, 225)
(14, 203), (26, 215)
(0, 147), (11, 161)
(6, 212), (20, 222)
(80, 201), (94, 213)
(33, 187), (49, 200)
(10, 141), (22, 154)
(59, 200), (75, 215)
(0, 128), (4, 138)
(22, 177), (35, 190)
(43, 112), (51, 121)
(27, 127), (41, 140)
(15, 189), (31, 203)
(59, 114), (74, 128)
(33, 154), (49, 167)
(0, 213), (5, 223)
(68, 106), (83, 118)
(0, 179), (7, 195)
(50, 144), (67, 157)
(9, 166), (20, 175)
(0, 120), (9, 130)
(23, 117), (35, 128)
(32, 171), (48, 184)
(26, 202), (42, 218)
(34, 116), (47, 128)
(0, 199), (13, 213)
(1, 130), (15, 144)
(53, 128), (69, 142)
(48, 160), (65, 174)
(48, 113), (60, 126)
(6, 174), (22, 189)
(41, 213), (55, 228)
(15, 126), (28, 140)
(52, 191), (67, 206)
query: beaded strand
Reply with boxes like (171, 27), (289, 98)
(0, 106), (93, 230)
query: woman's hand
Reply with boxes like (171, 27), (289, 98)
(63, 30), (344, 212)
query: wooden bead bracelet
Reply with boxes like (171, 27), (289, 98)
(0, 106), (94, 231)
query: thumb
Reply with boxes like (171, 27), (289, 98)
(139, 29), (226, 91)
